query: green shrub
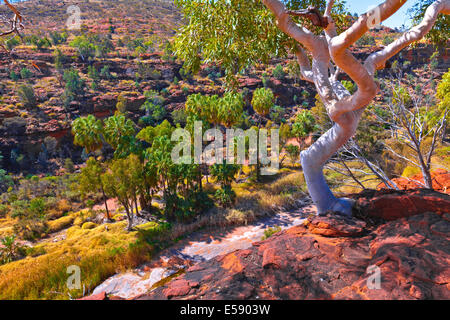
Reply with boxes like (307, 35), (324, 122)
(0, 235), (26, 265)
(272, 64), (285, 80)
(17, 85), (37, 108)
(100, 65), (113, 80)
(0, 204), (9, 218)
(172, 109), (188, 126)
(261, 226), (282, 240)
(20, 68), (33, 79)
(13, 219), (48, 241)
(215, 185), (236, 207)
(63, 69), (85, 106)
(9, 71), (19, 81)
(356, 34), (375, 46)
(382, 35), (394, 46)
(285, 144), (300, 163)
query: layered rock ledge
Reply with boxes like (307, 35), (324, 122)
(133, 189), (450, 300)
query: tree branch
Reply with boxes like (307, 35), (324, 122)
(293, 44), (314, 83)
(261, 0), (320, 52)
(365, 0), (450, 74)
(287, 6), (329, 28)
(0, 0), (24, 38)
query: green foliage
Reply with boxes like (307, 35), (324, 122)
(172, 108), (188, 127)
(69, 35), (95, 61)
(17, 85), (37, 108)
(71, 115), (103, 153)
(0, 204), (8, 218)
(79, 157), (103, 198)
(103, 112), (137, 157)
(409, 0), (449, 46)
(140, 102), (167, 126)
(219, 91), (244, 127)
(140, 90), (167, 126)
(261, 226), (282, 240)
(436, 68), (449, 111)
(33, 37), (51, 51)
(270, 105), (285, 123)
(28, 198), (46, 218)
(137, 120), (174, 145)
(67, 33), (111, 59)
(49, 31), (68, 46)
(214, 185), (236, 207)
(356, 34), (375, 46)
(64, 158), (75, 173)
(392, 85), (412, 106)
(252, 88), (275, 117)
(101, 154), (142, 229)
(174, 0), (348, 86)
(272, 64), (286, 80)
(20, 68), (33, 79)
(136, 61), (161, 80)
(53, 48), (66, 72)
(100, 65), (113, 80)
(116, 94), (127, 113)
(185, 91), (243, 127)
(87, 66), (100, 90)
(13, 218), (48, 241)
(0, 236), (25, 265)
(9, 71), (19, 81)
(291, 110), (319, 146)
(5, 36), (20, 50)
(210, 162), (240, 188)
(285, 144), (300, 163)
(93, 36), (114, 59)
(0, 167), (13, 194)
(63, 69), (85, 106)
(341, 80), (356, 94)
(382, 35), (395, 46)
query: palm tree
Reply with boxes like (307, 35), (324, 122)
(251, 88), (274, 181)
(71, 115), (103, 154)
(219, 91), (244, 128)
(103, 112), (136, 154)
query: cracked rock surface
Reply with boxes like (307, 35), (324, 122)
(136, 190), (450, 300)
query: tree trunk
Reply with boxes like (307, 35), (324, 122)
(256, 121), (261, 182)
(100, 186), (111, 222)
(301, 109), (364, 217)
(124, 205), (133, 231)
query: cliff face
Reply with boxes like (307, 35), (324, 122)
(135, 190), (450, 300)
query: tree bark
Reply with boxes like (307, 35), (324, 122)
(262, 0), (450, 216)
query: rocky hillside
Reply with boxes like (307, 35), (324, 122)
(126, 189), (449, 300)
(0, 0), (449, 175)
(9, 0), (180, 37)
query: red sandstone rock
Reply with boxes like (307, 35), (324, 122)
(78, 291), (108, 300)
(355, 189), (450, 220)
(137, 190), (450, 300)
(378, 169), (450, 194)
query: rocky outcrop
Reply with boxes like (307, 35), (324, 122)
(378, 169), (450, 195)
(135, 190), (449, 300)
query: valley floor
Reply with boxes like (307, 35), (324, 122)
(91, 199), (315, 299)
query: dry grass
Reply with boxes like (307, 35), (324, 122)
(0, 171), (307, 300)
(0, 221), (158, 300)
